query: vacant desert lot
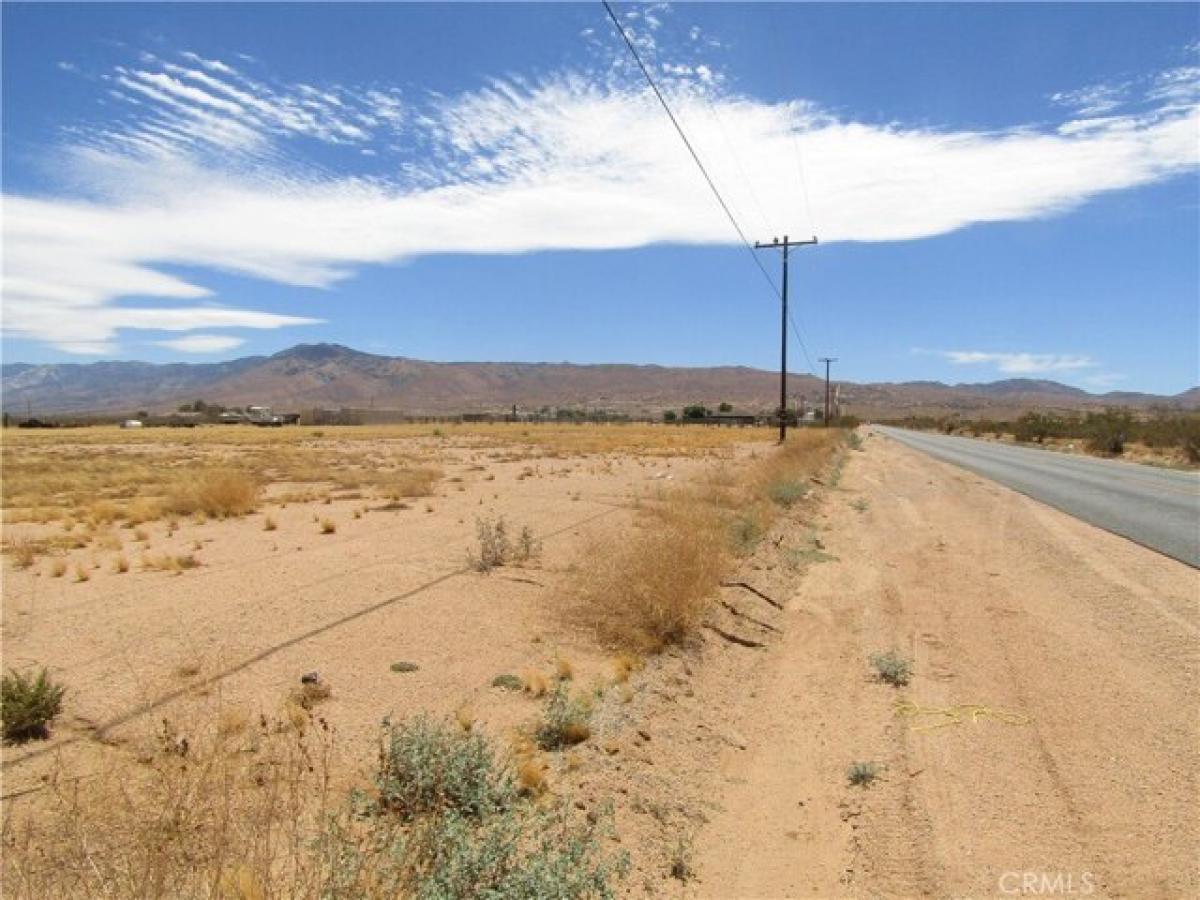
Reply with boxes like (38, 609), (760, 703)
(2, 423), (769, 748)
(2, 422), (846, 896)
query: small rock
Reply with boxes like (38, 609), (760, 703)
(301, 671), (321, 685)
(637, 729), (651, 742)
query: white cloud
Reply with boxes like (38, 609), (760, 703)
(1050, 82), (1130, 117)
(940, 351), (1097, 374)
(4, 47), (1198, 354)
(153, 334), (246, 353)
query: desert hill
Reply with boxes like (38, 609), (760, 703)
(2, 343), (1194, 418)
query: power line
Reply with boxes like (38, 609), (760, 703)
(601, 0), (818, 375)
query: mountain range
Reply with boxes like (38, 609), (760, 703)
(3, 343), (1196, 419)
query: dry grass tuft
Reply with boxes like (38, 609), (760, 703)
(572, 492), (728, 653)
(263, 515), (277, 531)
(48, 558), (67, 578)
(319, 518), (336, 535)
(554, 656), (574, 682)
(140, 553), (200, 574)
(611, 652), (642, 683)
(289, 680), (332, 710)
(569, 429), (842, 653)
(6, 539), (39, 570)
(385, 466), (442, 500)
(516, 755), (548, 797)
(165, 470), (260, 519)
(1, 703), (338, 898)
(455, 704), (476, 733)
(522, 670), (548, 698)
(113, 554), (130, 574)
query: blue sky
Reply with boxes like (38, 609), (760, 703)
(2, 2), (1198, 394)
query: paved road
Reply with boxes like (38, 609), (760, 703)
(875, 426), (1200, 568)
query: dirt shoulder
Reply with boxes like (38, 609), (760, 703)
(690, 428), (1199, 898)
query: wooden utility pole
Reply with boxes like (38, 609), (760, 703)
(754, 235), (818, 441)
(819, 357), (838, 427)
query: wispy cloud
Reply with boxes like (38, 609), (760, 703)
(84, 50), (405, 162)
(938, 351), (1097, 375)
(5, 38), (1199, 354)
(153, 334), (247, 353)
(1050, 82), (1131, 117)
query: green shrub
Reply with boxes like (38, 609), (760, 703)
(1013, 411), (1065, 444)
(322, 717), (627, 898)
(536, 683), (591, 750)
(1085, 409), (1134, 456)
(669, 834), (694, 882)
(869, 650), (911, 686)
(847, 761), (881, 787)
(767, 479), (808, 508)
(2, 667), (65, 743)
(728, 514), (764, 554)
(322, 799), (627, 899)
(375, 716), (516, 820)
(1139, 410), (1200, 462)
(491, 673), (524, 691)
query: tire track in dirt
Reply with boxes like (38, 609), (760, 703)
(691, 430), (1199, 898)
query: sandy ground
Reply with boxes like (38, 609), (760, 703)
(3, 426), (1196, 897)
(0, 437), (735, 782)
(689, 429), (1199, 899)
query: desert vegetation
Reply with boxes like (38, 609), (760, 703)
(1, 668), (65, 743)
(887, 408), (1200, 464)
(2, 708), (626, 898)
(569, 429), (844, 652)
(1, 420), (839, 896)
(869, 650), (912, 686)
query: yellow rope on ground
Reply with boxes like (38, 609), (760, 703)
(893, 698), (1032, 732)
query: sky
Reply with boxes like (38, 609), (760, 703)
(2, 2), (1198, 395)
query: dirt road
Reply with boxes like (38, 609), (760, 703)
(692, 429), (1199, 898)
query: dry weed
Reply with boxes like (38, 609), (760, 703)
(569, 429), (842, 652)
(6, 539), (39, 570)
(522, 670), (548, 698)
(572, 492), (728, 653)
(164, 470), (259, 519)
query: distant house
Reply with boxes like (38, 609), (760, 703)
(680, 410), (760, 427)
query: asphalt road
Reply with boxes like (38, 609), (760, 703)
(875, 426), (1200, 568)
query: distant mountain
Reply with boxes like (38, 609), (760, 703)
(2, 343), (1195, 418)
(958, 378), (1088, 398)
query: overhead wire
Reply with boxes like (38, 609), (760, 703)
(601, 0), (818, 375)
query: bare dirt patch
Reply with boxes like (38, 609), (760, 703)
(690, 429), (1199, 898)
(4, 422), (846, 895)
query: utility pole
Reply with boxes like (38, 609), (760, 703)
(754, 234), (818, 441)
(819, 357), (838, 427)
